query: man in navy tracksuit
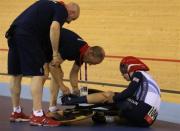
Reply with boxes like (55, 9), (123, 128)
(6, 0), (80, 126)
(46, 28), (105, 117)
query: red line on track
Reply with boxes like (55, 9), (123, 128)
(0, 48), (180, 63)
(106, 55), (180, 63)
(0, 49), (8, 51)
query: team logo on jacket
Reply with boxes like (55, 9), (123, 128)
(77, 38), (85, 42)
(133, 77), (140, 82)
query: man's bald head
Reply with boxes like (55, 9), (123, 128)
(66, 2), (80, 23)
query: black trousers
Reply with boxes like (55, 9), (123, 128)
(116, 98), (158, 127)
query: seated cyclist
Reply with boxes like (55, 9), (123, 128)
(62, 56), (161, 127)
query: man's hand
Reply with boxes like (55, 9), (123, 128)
(72, 87), (80, 96)
(51, 53), (63, 67)
(61, 85), (71, 95)
(49, 59), (63, 79)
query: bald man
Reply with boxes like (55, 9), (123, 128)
(6, 0), (80, 127)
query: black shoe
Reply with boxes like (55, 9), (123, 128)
(61, 94), (79, 105)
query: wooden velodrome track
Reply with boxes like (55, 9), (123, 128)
(0, 0), (180, 103)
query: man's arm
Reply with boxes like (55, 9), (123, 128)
(50, 21), (63, 65)
(113, 72), (142, 102)
(49, 63), (70, 95)
(70, 62), (81, 94)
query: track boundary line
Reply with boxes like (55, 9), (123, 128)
(0, 72), (180, 95)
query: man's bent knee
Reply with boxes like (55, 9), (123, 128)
(101, 91), (114, 103)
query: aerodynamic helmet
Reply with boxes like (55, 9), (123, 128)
(120, 56), (149, 74)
